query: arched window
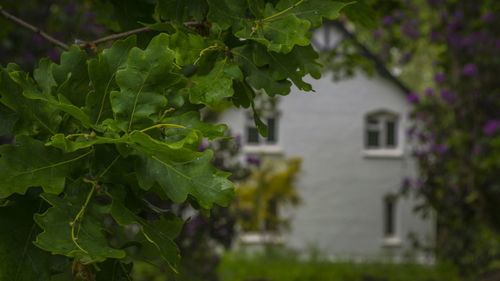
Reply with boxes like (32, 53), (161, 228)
(365, 111), (399, 150)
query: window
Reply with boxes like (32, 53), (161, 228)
(383, 195), (397, 238)
(246, 116), (278, 145)
(365, 111), (399, 150)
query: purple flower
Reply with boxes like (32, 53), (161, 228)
(246, 155), (261, 166)
(217, 228), (228, 238)
(47, 49), (59, 61)
(416, 112), (426, 120)
(185, 217), (202, 237)
(373, 28), (382, 39)
(425, 87), (434, 96)
(435, 144), (447, 154)
(454, 10), (464, 21)
(198, 139), (208, 152)
(382, 16), (393, 25)
(402, 177), (411, 186)
(64, 3), (77, 14)
(462, 63), (477, 76)
(434, 73), (445, 83)
(440, 89), (456, 104)
(482, 12), (495, 23)
(407, 92), (419, 104)
(85, 12), (97, 20)
(439, 11), (447, 20)
(394, 11), (403, 20)
(33, 34), (44, 44)
(483, 120), (500, 136)
(406, 128), (415, 137)
(235, 134), (242, 148)
(402, 19), (420, 39)
(473, 144), (481, 154)
(24, 52), (34, 62)
(430, 32), (441, 42)
(398, 52), (412, 64)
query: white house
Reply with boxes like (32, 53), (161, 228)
(220, 22), (434, 262)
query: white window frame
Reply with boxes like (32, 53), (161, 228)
(363, 110), (403, 159)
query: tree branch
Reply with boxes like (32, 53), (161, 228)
(78, 21), (202, 49)
(0, 5), (70, 51)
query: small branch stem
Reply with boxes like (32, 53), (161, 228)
(140, 123), (187, 133)
(262, 0), (305, 21)
(0, 5), (70, 50)
(71, 182), (96, 254)
(79, 21), (201, 49)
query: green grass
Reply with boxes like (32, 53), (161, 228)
(218, 249), (461, 281)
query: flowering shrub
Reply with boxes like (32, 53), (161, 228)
(358, 0), (500, 276)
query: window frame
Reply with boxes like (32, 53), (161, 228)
(363, 110), (403, 159)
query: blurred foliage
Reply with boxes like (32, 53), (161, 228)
(325, 0), (500, 277)
(236, 157), (302, 232)
(0, 0), (107, 70)
(218, 248), (461, 281)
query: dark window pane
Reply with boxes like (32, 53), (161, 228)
(386, 121), (396, 147)
(247, 126), (259, 144)
(367, 131), (379, 147)
(267, 117), (276, 143)
(384, 198), (395, 236)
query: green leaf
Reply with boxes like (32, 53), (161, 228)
(231, 80), (254, 108)
(252, 104), (268, 137)
(253, 44), (322, 91)
(34, 58), (57, 94)
(129, 131), (235, 208)
(190, 58), (243, 107)
(48, 133), (126, 153)
(0, 136), (91, 198)
(163, 111), (227, 140)
(235, 5), (311, 54)
(109, 196), (183, 271)
(34, 181), (126, 263)
(51, 45), (89, 107)
(9, 71), (92, 128)
(169, 30), (207, 66)
(0, 67), (61, 136)
(156, 0), (208, 22)
(275, 0), (354, 27)
(0, 104), (16, 136)
(207, 0), (248, 30)
(110, 34), (181, 132)
(0, 198), (54, 281)
(87, 36), (137, 125)
(234, 44), (292, 96)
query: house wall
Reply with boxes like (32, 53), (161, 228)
(220, 71), (434, 261)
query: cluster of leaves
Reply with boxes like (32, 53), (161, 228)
(0, 0), (368, 279)
(342, 0), (500, 276)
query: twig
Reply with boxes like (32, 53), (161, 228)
(0, 5), (70, 50)
(79, 20), (202, 49)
